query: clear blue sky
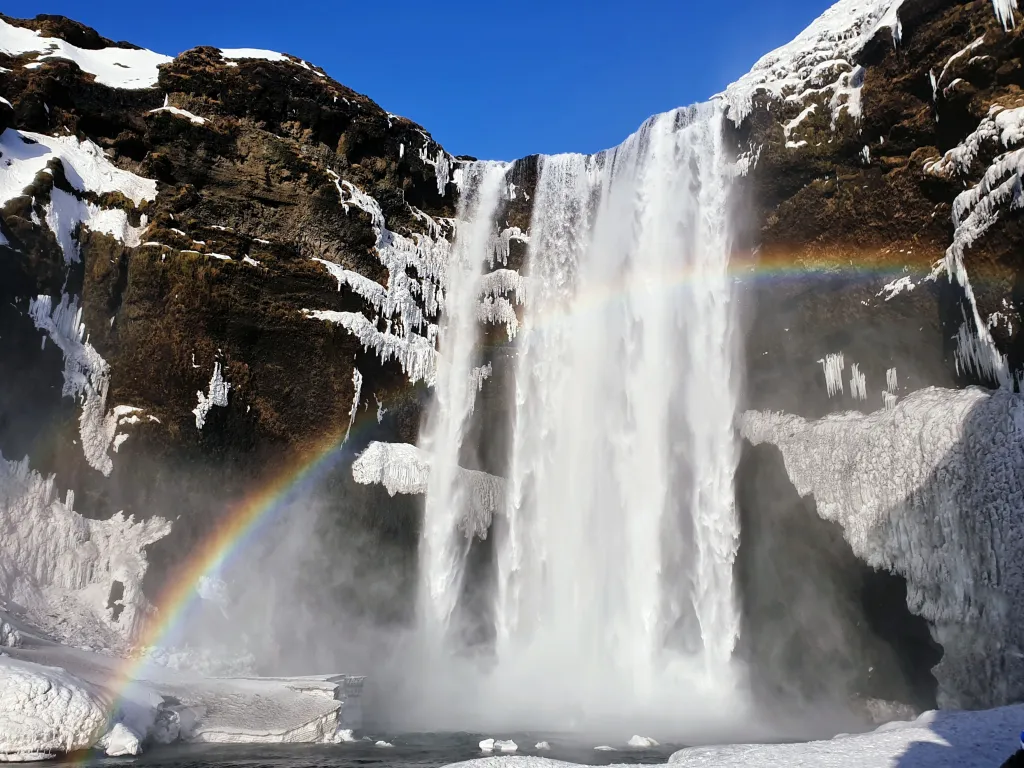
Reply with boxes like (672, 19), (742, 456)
(17, 0), (830, 160)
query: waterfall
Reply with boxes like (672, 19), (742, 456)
(418, 161), (509, 644)
(414, 104), (744, 735)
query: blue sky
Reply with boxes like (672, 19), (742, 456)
(18, 0), (830, 159)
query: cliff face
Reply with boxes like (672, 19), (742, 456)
(2, 0), (1024, 712)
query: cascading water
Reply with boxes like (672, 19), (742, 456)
(418, 161), (509, 646)
(414, 104), (745, 736)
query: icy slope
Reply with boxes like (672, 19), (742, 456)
(742, 386), (1024, 708)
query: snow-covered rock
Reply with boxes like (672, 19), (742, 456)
(0, 657), (108, 761)
(97, 723), (142, 756)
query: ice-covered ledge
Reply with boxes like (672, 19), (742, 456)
(741, 385), (1024, 709)
(352, 441), (505, 538)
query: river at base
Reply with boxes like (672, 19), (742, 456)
(54, 733), (683, 768)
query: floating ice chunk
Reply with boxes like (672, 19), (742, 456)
(628, 735), (660, 748)
(331, 728), (356, 743)
(479, 738), (495, 752)
(495, 740), (518, 752)
(375, 740), (394, 747)
(98, 723), (142, 756)
(595, 745), (617, 751)
(534, 741), (551, 750)
(193, 362), (231, 430)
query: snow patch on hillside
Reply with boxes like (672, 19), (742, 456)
(742, 386), (1024, 708)
(0, 451), (170, 646)
(0, 18), (170, 89)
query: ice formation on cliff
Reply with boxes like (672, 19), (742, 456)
(0, 451), (170, 646)
(28, 294), (143, 475)
(193, 362), (231, 430)
(742, 386), (1024, 707)
(819, 353), (845, 397)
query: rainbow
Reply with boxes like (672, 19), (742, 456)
(79, 381), (422, 757)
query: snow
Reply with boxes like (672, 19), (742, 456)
(0, 657), (107, 761)
(343, 368), (363, 445)
(148, 96), (207, 125)
(720, 0), (903, 126)
(784, 103), (818, 148)
(924, 105), (1024, 178)
(0, 18), (171, 89)
(876, 274), (915, 300)
(28, 294), (143, 475)
(742, 386), (1024, 707)
(352, 441), (505, 538)
(0, 128), (157, 207)
(937, 35), (986, 86)
(219, 49), (320, 73)
(193, 362), (231, 429)
(443, 706), (1024, 767)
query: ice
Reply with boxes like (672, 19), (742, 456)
(376, 740), (394, 747)
(742, 386), (1024, 707)
(29, 294), (143, 475)
(0, 450), (170, 647)
(0, 18), (171, 89)
(937, 35), (986, 85)
(849, 362), (867, 400)
(535, 741), (551, 750)
(193, 362), (231, 430)
(480, 738), (496, 752)
(876, 275), (915, 301)
(343, 368), (363, 444)
(628, 735), (659, 748)
(97, 723), (142, 756)
(992, 0), (1018, 30)
(594, 745), (616, 751)
(0, 657), (108, 761)
(818, 352), (845, 397)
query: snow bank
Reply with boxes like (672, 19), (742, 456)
(0, 450), (170, 647)
(667, 705), (1024, 767)
(0, 18), (170, 89)
(742, 386), (1024, 708)
(352, 441), (505, 538)
(0, 657), (109, 762)
(28, 293), (143, 474)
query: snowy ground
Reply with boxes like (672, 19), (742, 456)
(441, 704), (1024, 767)
(0, 615), (363, 760)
